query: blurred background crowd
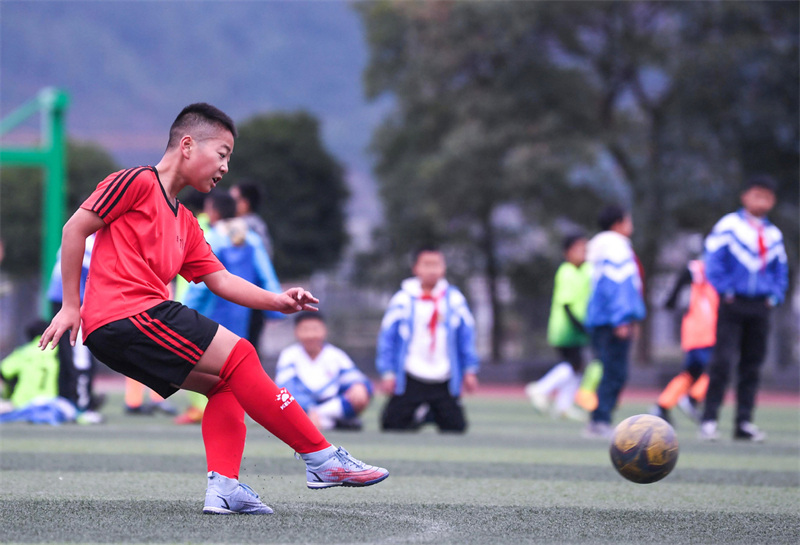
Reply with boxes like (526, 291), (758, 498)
(1, 1), (797, 392)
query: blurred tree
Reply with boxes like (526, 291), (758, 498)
(356, 1), (604, 362)
(356, 1), (797, 364)
(222, 112), (349, 279)
(541, 1), (798, 361)
(0, 140), (118, 276)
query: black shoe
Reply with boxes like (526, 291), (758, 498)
(89, 393), (107, 411)
(125, 405), (155, 415)
(649, 404), (672, 425)
(734, 421), (766, 442)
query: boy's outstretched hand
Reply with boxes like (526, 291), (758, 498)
(277, 287), (319, 314)
(39, 305), (82, 350)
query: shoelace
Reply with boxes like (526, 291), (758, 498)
(333, 447), (368, 470)
(238, 483), (260, 499)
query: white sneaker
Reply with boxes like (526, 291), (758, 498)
(555, 406), (587, 422)
(735, 421), (766, 442)
(304, 447), (389, 489)
(699, 420), (719, 441)
(203, 472), (273, 515)
(677, 396), (700, 423)
(525, 382), (549, 414)
(582, 421), (612, 440)
(76, 410), (104, 425)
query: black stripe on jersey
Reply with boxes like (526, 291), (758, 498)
(91, 167), (138, 215)
(90, 168), (133, 213)
(93, 166), (151, 219)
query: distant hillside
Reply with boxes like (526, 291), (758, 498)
(0, 0), (386, 225)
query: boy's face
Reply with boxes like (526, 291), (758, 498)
(613, 215), (634, 238)
(185, 128), (234, 193)
(230, 186), (250, 216)
(202, 198), (221, 225)
(565, 238), (587, 266)
(741, 186), (775, 218)
(295, 318), (327, 355)
(412, 251), (446, 289)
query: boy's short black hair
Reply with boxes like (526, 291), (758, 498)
(295, 312), (324, 326)
(562, 232), (587, 252)
(412, 244), (442, 264)
(597, 204), (627, 232)
(233, 182), (262, 212)
(167, 103), (237, 149)
(206, 190), (237, 220)
(743, 175), (777, 193)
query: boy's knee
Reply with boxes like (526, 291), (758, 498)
(438, 419), (467, 433)
(380, 406), (417, 432)
(343, 383), (370, 412)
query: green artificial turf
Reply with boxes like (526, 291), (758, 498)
(1, 393), (798, 544)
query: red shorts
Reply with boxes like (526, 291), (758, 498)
(85, 301), (219, 398)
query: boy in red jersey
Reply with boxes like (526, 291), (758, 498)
(39, 103), (388, 515)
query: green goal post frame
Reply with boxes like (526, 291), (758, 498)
(0, 87), (69, 319)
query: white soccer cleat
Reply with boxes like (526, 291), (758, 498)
(305, 447), (389, 489)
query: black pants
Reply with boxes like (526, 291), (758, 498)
(52, 302), (98, 412)
(702, 297), (771, 425)
(381, 375), (466, 433)
(247, 309), (265, 351)
(558, 346), (585, 372)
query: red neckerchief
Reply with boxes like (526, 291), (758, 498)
(747, 216), (768, 270)
(419, 290), (443, 353)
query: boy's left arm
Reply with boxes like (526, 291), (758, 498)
(456, 302), (480, 393)
(768, 239), (789, 306)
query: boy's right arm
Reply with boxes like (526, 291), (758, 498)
(40, 209), (105, 350)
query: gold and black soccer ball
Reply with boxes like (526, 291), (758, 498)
(609, 414), (679, 484)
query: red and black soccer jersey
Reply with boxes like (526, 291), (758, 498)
(80, 166), (224, 338)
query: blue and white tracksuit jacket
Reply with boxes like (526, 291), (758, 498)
(47, 233), (95, 303)
(275, 343), (370, 412)
(183, 218), (283, 337)
(585, 231), (646, 329)
(703, 209), (788, 305)
(376, 278), (480, 397)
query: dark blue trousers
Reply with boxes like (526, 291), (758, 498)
(702, 297), (771, 425)
(590, 326), (632, 424)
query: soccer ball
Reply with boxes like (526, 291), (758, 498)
(609, 414), (679, 484)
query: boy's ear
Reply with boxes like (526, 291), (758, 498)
(179, 135), (194, 158)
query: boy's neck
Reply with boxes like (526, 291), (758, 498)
(743, 208), (765, 220)
(154, 156), (186, 201)
(420, 281), (437, 294)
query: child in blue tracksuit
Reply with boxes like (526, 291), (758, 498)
(699, 175), (788, 442)
(583, 205), (646, 438)
(376, 247), (479, 433)
(183, 191), (283, 339)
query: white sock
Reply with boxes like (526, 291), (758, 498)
(554, 374), (581, 414)
(299, 445), (337, 467)
(208, 471), (238, 492)
(536, 362), (574, 396)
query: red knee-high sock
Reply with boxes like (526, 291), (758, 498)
(220, 339), (330, 454)
(202, 380), (246, 480)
